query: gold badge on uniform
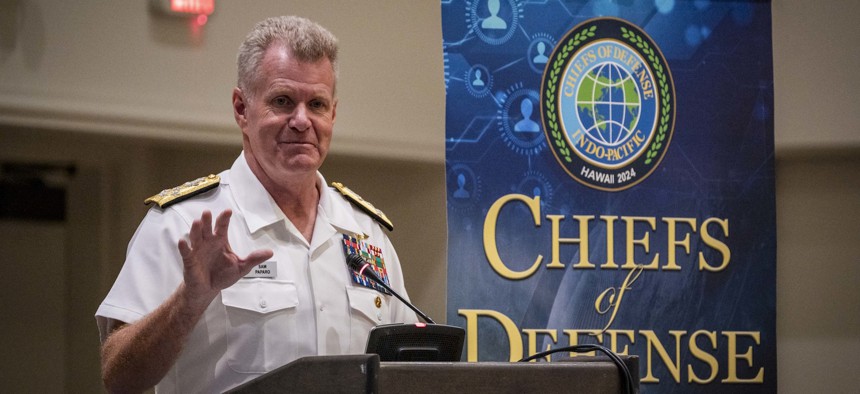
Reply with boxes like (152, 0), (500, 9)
(144, 174), (220, 208)
(332, 182), (394, 231)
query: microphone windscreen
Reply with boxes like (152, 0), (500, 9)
(346, 253), (367, 271)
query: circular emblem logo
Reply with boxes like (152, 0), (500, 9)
(541, 18), (675, 191)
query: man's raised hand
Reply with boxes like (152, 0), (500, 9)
(177, 210), (274, 303)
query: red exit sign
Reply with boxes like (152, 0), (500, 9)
(152, 0), (214, 16)
(170, 0), (214, 15)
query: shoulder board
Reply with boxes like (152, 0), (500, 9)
(331, 181), (394, 231)
(144, 174), (220, 208)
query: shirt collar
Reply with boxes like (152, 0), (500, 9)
(226, 154), (285, 234)
(226, 153), (365, 238)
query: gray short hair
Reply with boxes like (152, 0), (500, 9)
(236, 16), (339, 96)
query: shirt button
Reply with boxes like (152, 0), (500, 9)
(259, 300), (267, 309)
(319, 306), (325, 312)
(376, 311), (382, 321)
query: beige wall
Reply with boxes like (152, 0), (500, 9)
(775, 152), (860, 393)
(0, 0), (446, 161)
(0, 0), (857, 392)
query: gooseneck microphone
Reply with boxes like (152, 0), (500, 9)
(347, 253), (465, 362)
(346, 253), (436, 324)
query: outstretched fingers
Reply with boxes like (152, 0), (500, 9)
(213, 209), (233, 239)
(178, 210), (218, 263)
(177, 209), (275, 288)
(199, 210), (214, 240)
(188, 210), (208, 246)
(241, 249), (275, 272)
(178, 238), (192, 259)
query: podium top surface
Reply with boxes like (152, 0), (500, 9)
(227, 354), (638, 394)
(379, 359), (635, 394)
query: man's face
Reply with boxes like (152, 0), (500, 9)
(233, 45), (337, 187)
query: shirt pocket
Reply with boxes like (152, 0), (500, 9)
(221, 279), (299, 373)
(347, 286), (391, 352)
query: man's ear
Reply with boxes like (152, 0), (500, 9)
(331, 97), (338, 125)
(232, 87), (248, 128)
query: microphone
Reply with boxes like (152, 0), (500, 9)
(347, 253), (465, 362)
(346, 253), (436, 324)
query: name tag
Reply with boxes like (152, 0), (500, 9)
(244, 261), (277, 278)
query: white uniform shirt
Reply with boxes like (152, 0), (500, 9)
(95, 154), (417, 393)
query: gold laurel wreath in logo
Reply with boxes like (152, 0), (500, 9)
(544, 25), (596, 164)
(620, 27), (672, 165)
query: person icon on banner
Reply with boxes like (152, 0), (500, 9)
(472, 69), (486, 86)
(514, 98), (540, 133)
(481, 0), (507, 30)
(533, 41), (549, 64)
(454, 173), (471, 199)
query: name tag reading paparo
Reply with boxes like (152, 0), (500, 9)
(541, 17), (675, 191)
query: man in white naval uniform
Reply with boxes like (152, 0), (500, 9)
(95, 16), (417, 393)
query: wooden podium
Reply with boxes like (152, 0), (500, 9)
(226, 354), (639, 393)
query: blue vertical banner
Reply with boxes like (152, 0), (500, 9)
(442, 0), (775, 392)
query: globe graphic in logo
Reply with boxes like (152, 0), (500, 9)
(576, 62), (641, 146)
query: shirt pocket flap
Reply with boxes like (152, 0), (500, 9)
(221, 279), (298, 314)
(347, 286), (387, 324)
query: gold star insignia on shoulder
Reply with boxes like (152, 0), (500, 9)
(332, 181), (394, 231)
(144, 174), (220, 208)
